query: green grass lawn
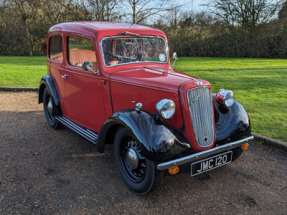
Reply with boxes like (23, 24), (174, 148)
(0, 56), (286, 143)
(0, 56), (46, 87)
(175, 57), (287, 144)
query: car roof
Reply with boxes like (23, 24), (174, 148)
(48, 21), (166, 39)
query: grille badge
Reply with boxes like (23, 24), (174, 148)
(190, 95), (201, 105)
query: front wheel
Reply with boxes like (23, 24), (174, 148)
(114, 127), (161, 195)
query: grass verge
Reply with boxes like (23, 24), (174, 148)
(0, 56), (46, 87)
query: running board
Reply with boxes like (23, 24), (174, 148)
(55, 116), (98, 145)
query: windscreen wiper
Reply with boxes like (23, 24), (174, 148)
(122, 31), (141, 37)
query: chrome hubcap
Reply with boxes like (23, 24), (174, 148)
(126, 148), (138, 169)
(47, 98), (53, 115)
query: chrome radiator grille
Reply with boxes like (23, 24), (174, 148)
(187, 87), (214, 147)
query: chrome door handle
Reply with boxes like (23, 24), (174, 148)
(62, 74), (68, 79)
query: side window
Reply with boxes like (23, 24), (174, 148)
(67, 36), (97, 69)
(49, 35), (63, 63)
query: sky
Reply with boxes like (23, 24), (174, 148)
(178, 0), (208, 12)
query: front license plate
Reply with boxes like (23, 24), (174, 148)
(191, 151), (233, 176)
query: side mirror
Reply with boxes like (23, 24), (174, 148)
(171, 52), (178, 67)
(82, 61), (92, 71)
(82, 61), (100, 75)
(172, 52), (178, 61)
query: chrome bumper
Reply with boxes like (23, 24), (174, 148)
(157, 136), (254, 170)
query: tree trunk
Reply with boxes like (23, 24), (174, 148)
(22, 16), (33, 56)
(133, 0), (136, 24)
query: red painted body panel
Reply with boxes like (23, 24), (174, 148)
(47, 21), (217, 152)
(110, 67), (195, 129)
(63, 67), (106, 131)
(110, 67), (189, 94)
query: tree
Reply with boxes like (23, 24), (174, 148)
(127, 0), (182, 24)
(205, 0), (281, 33)
(179, 11), (214, 28)
(279, 1), (287, 19)
(0, 0), (94, 55)
(11, 0), (40, 55)
(87, 0), (122, 21)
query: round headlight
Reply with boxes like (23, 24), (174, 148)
(155, 99), (176, 119)
(216, 89), (234, 108)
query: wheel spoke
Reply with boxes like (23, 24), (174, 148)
(121, 137), (146, 183)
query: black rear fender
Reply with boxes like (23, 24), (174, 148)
(38, 75), (62, 116)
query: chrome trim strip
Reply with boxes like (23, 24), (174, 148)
(57, 117), (97, 142)
(55, 116), (98, 144)
(59, 117), (86, 133)
(59, 117), (98, 140)
(60, 117), (98, 139)
(157, 136), (254, 170)
(86, 129), (99, 138)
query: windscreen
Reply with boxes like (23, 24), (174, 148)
(101, 37), (167, 67)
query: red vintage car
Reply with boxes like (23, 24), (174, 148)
(39, 21), (254, 195)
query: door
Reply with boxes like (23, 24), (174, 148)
(48, 34), (67, 114)
(63, 35), (106, 132)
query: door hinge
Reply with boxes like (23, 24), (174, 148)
(100, 79), (107, 85)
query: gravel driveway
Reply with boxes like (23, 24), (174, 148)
(0, 92), (286, 214)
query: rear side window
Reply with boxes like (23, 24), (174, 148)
(49, 35), (63, 62)
(67, 36), (97, 69)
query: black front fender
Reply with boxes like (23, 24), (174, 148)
(38, 75), (62, 115)
(213, 94), (251, 144)
(97, 110), (192, 162)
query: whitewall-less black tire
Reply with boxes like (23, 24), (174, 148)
(114, 127), (161, 195)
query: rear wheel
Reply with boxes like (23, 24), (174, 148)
(114, 127), (161, 195)
(43, 87), (60, 129)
